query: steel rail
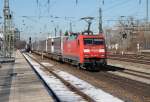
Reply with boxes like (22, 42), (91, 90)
(26, 53), (96, 102)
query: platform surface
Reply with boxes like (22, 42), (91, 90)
(0, 51), (54, 102)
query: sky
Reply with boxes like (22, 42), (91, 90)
(0, 0), (149, 41)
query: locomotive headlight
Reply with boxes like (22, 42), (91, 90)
(99, 49), (105, 52)
(84, 49), (90, 53)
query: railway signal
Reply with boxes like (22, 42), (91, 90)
(122, 32), (127, 39)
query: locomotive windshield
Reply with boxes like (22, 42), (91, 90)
(84, 38), (104, 45)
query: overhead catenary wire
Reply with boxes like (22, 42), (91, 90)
(91, 0), (148, 28)
(88, 0), (128, 16)
(103, 0), (132, 14)
(16, 0), (149, 40)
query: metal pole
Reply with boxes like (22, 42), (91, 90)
(99, 8), (103, 33)
(146, 0), (149, 22)
(69, 22), (72, 33)
(3, 0), (10, 57)
(3, 0), (14, 57)
(54, 27), (56, 37)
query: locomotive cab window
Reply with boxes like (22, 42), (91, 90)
(84, 38), (104, 45)
(84, 38), (92, 45)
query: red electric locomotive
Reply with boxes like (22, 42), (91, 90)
(32, 17), (107, 71)
(63, 32), (107, 71)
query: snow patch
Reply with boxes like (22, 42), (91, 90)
(54, 70), (124, 102)
(23, 54), (86, 102)
(41, 62), (53, 67)
(24, 54), (123, 102)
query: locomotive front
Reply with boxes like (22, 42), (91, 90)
(79, 34), (107, 70)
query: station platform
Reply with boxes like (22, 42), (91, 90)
(0, 51), (54, 102)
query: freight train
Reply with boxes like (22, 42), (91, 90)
(32, 32), (107, 71)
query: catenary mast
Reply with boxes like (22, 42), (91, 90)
(3, 0), (14, 57)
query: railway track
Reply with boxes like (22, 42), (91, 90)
(120, 69), (150, 79)
(23, 53), (123, 102)
(23, 53), (93, 102)
(106, 64), (150, 78)
(106, 65), (150, 85)
(33, 51), (150, 84)
(30, 52), (150, 102)
(108, 54), (150, 84)
(123, 67), (149, 76)
(108, 54), (150, 65)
